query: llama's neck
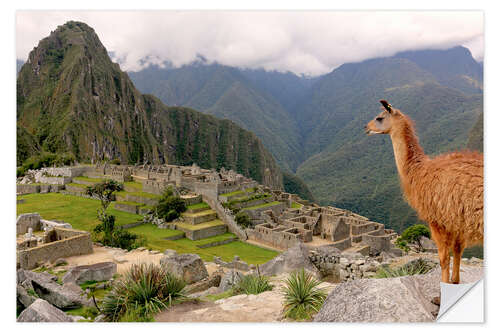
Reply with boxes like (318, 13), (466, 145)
(389, 117), (426, 180)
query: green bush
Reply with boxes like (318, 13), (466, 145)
(17, 152), (75, 177)
(154, 187), (187, 222)
(374, 258), (436, 278)
(281, 269), (327, 321)
(233, 274), (272, 295)
(101, 263), (186, 322)
(235, 212), (252, 229)
(395, 237), (410, 253)
(400, 224), (431, 252)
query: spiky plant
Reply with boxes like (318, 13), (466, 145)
(233, 274), (273, 295)
(101, 263), (186, 322)
(281, 268), (327, 321)
(374, 258), (436, 278)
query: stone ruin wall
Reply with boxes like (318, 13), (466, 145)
(17, 227), (93, 269)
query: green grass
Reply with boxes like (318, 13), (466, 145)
(182, 209), (216, 217)
(115, 191), (160, 199)
(203, 289), (235, 301)
(18, 193), (279, 265)
(219, 188), (255, 197)
(72, 176), (105, 183)
(123, 181), (143, 190)
(114, 201), (143, 207)
(186, 202), (210, 210)
(66, 182), (88, 188)
(291, 202), (303, 209)
(128, 224), (277, 264)
(174, 219), (224, 231)
(17, 193), (143, 231)
(242, 201), (281, 211)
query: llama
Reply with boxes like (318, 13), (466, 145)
(365, 100), (483, 284)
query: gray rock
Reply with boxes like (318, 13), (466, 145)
(259, 243), (320, 278)
(19, 269), (90, 309)
(160, 253), (208, 284)
(218, 270), (243, 292)
(314, 266), (483, 323)
(94, 314), (106, 322)
(17, 299), (73, 322)
(190, 286), (220, 298)
(419, 236), (438, 253)
(62, 262), (117, 285)
(17, 285), (37, 308)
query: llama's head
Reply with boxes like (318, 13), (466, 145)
(365, 100), (402, 135)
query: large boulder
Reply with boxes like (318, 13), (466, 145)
(62, 262), (117, 285)
(160, 252), (208, 284)
(218, 270), (244, 292)
(18, 269), (90, 309)
(314, 266), (483, 322)
(259, 243), (320, 278)
(17, 299), (73, 322)
(17, 285), (37, 308)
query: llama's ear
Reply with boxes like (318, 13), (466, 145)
(380, 100), (393, 113)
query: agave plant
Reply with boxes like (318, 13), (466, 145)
(281, 268), (327, 321)
(101, 263), (186, 322)
(374, 258), (436, 278)
(233, 273), (273, 295)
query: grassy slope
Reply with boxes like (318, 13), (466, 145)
(17, 193), (278, 264)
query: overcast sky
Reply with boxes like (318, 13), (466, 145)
(16, 11), (483, 76)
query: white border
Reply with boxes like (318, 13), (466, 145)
(2, 1), (498, 332)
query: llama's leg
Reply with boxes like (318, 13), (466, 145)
(451, 241), (465, 284)
(437, 242), (450, 283)
(429, 223), (450, 283)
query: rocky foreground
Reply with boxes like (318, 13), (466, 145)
(17, 243), (483, 323)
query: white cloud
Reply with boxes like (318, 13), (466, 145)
(16, 11), (484, 76)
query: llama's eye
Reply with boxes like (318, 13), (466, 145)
(376, 117), (383, 122)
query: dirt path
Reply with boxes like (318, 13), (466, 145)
(64, 245), (164, 274)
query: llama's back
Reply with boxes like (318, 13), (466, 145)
(404, 151), (483, 245)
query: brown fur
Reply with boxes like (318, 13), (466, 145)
(365, 100), (483, 283)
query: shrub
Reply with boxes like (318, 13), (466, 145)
(101, 263), (186, 322)
(395, 237), (410, 253)
(154, 187), (187, 222)
(233, 274), (272, 295)
(400, 224), (431, 252)
(17, 152), (75, 177)
(282, 269), (327, 321)
(374, 258), (436, 278)
(235, 211), (252, 229)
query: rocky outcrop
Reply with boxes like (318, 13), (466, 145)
(219, 270), (244, 292)
(314, 266), (483, 322)
(160, 251), (209, 284)
(17, 269), (90, 309)
(260, 243), (320, 278)
(62, 262), (117, 284)
(17, 299), (73, 322)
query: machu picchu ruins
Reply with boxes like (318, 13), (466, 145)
(17, 162), (403, 258)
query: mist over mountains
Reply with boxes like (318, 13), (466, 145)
(127, 46), (483, 232)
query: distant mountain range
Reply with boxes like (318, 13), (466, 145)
(16, 21), (284, 189)
(17, 23), (483, 232)
(127, 46), (483, 232)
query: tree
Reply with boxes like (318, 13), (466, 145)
(399, 224), (431, 252)
(154, 187), (187, 222)
(235, 211), (251, 229)
(85, 179), (123, 211)
(86, 180), (142, 250)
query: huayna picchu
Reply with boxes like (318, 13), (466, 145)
(16, 21), (283, 189)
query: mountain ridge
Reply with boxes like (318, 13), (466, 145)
(16, 21), (284, 189)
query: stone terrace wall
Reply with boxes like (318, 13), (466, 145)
(17, 213), (41, 235)
(17, 228), (93, 269)
(203, 195), (248, 240)
(17, 184), (40, 195)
